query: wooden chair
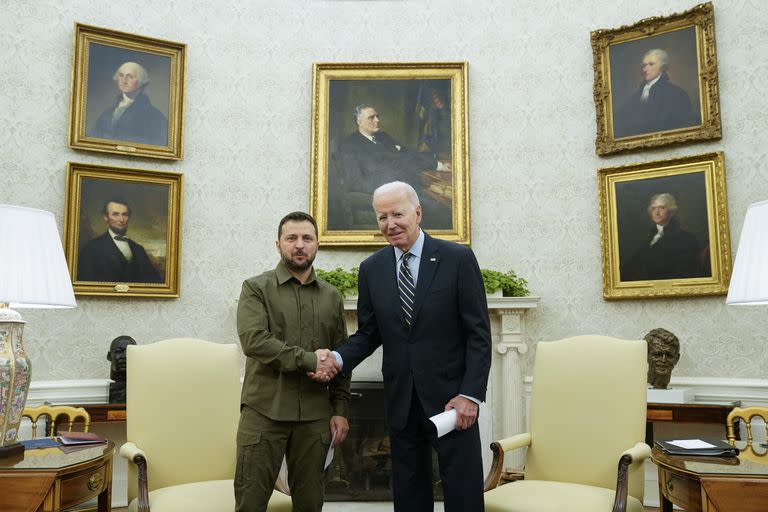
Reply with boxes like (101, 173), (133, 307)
(483, 335), (650, 512)
(21, 404), (91, 438)
(727, 406), (768, 462)
(119, 338), (291, 512)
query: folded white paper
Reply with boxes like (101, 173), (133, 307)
(324, 430), (337, 470)
(429, 409), (457, 438)
(668, 439), (717, 449)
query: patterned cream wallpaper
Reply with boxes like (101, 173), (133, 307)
(2, 0), (767, 382)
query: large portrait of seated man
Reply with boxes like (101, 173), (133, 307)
(335, 98), (453, 231)
(310, 64), (470, 246)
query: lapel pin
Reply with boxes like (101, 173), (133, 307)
(430, 257), (436, 262)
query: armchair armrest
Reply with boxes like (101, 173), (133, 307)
(611, 442), (651, 512)
(483, 433), (532, 491)
(120, 442), (151, 512)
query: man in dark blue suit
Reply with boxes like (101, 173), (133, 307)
(328, 181), (491, 512)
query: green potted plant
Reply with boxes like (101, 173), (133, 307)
(480, 269), (530, 297)
(316, 267), (359, 297)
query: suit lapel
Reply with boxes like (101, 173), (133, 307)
(411, 234), (439, 323)
(381, 246), (400, 311)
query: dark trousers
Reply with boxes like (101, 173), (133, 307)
(390, 390), (485, 512)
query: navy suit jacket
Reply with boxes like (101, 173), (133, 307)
(337, 233), (491, 430)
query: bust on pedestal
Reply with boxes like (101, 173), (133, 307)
(107, 335), (136, 403)
(645, 328), (692, 403)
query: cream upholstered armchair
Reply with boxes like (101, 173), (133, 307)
(484, 335), (651, 512)
(119, 338), (291, 512)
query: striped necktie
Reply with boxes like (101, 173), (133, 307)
(398, 252), (416, 325)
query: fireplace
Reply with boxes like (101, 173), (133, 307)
(325, 381), (443, 501)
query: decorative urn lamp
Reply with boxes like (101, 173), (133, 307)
(0, 205), (76, 458)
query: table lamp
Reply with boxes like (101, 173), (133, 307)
(726, 199), (768, 305)
(0, 205), (76, 459)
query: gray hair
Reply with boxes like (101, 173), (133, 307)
(648, 193), (678, 215)
(372, 181), (420, 208)
(643, 49), (669, 71)
(353, 103), (375, 123)
(113, 62), (150, 88)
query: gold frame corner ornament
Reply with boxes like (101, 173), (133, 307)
(68, 22), (187, 160)
(591, 2), (721, 156)
(309, 62), (471, 246)
(598, 151), (730, 300)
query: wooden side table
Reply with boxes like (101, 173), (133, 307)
(652, 445), (768, 512)
(0, 441), (114, 512)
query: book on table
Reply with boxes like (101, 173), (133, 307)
(58, 431), (107, 445)
(655, 439), (739, 457)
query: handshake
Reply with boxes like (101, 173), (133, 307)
(307, 348), (341, 383)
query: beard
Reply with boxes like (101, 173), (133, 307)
(282, 251), (315, 272)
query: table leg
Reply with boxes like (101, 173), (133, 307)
(658, 469), (673, 512)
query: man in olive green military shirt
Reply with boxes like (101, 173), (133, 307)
(234, 211), (351, 512)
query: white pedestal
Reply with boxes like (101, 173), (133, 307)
(647, 387), (694, 403)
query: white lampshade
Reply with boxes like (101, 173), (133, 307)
(726, 199), (768, 305)
(0, 204), (76, 308)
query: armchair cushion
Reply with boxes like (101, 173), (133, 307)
(127, 479), (292, 512)
(484, 480), (644, 512)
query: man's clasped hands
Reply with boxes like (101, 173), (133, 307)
(306, 348), (340, 383)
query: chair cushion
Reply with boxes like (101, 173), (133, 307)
(484, 480), (644, 512)
(127, 479), (292, 512)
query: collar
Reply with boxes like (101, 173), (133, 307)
(394, 229), (425, 261)
(360, 131), (375, 142)
(275, 260), (317, 285)
(108, 229), (128, 240)
(645, 74), (662, 89)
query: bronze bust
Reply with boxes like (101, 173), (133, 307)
(107, 335), (136, 403)
(644, 328), (680, 389)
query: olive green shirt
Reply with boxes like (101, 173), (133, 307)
(237, 261), (350, 421)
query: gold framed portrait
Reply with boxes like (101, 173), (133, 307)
(68, 23), (186, 160)
(63, 162), (183, 298)
(310, 62), (470, 246)
(598, 152), (731, 300)
(591, 2), (721, 155)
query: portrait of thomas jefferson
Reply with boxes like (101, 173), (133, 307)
(609, 27), (702, 139)
(85, 44), (171, 147)
(616, 173), (711, 283)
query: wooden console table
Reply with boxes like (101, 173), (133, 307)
(646, 401), (741, 444)
(0, 441), (114, 512)
(652, 444), (768, 511)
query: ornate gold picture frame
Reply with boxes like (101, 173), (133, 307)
(591, 2), (721, 155)
(598, 152), (731, 300)
(68, 23), (186, 160)
(310, 62), (470, 246)
(63, 162), (183, 298)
